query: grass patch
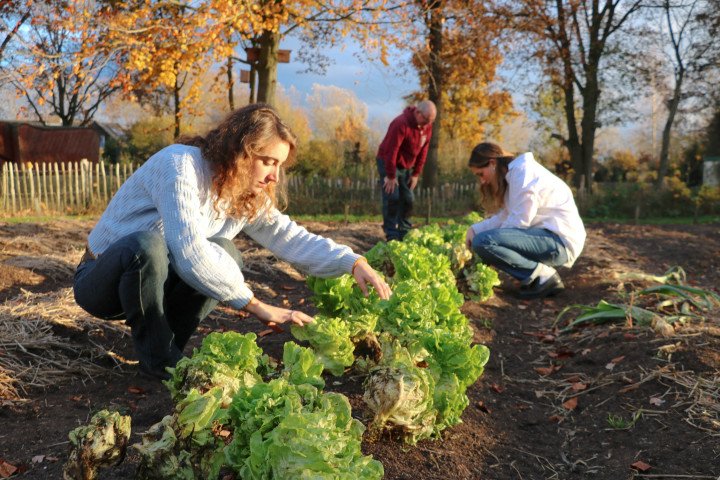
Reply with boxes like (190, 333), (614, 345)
(0, 214), (98, 224)
(583, 215), (720, 225)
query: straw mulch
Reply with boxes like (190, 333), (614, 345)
(0, 288), (129, 405)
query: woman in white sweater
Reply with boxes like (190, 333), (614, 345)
(465, 142), (586, 299)
(74, 104), (390, 379)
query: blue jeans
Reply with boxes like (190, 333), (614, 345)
(377, 158), (414, 241)
(73, 232), (243, 371)
(471, 228), (568, 282)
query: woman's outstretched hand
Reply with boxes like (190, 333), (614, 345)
(243, 297), (313, 329)
(353, 260), (392, 300)
(465, 227), (476, 250)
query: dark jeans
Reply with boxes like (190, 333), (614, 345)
(73, 232), (243, 371)
(377, 158), (414, 241)
(471, 227), (568, 282)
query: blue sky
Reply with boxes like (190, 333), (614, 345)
(275, 36), (418, 128)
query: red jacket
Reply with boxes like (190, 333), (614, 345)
(377, 106), (433, 180)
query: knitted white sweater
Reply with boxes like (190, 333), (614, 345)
(87, 144), (359, 310)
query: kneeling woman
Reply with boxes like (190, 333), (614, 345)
(74, 104), (391, 379)
(465, 142), (586, 299)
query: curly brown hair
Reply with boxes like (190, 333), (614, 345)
(178, 103), (297, 220)
(468, 142), (515, 214)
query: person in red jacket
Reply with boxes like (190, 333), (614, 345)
(376, 100), (436, 241)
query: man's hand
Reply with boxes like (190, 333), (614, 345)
(243, 297), (313, 329)
(352, 261), (392, 300)
(409, 175), (419, 190)
(383, 176), (398, 194)
(465, 227), (476, 250)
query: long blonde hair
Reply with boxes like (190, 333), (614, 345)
(179, 104), (297, 220)
(468, 142), (515, 214)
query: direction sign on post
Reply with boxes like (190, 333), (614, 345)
(240, 70), (251, 83)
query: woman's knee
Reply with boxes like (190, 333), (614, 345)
(472, 231), (500, 262)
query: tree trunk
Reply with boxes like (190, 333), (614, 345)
(256, 30), (280, 106)
(657, 74), (683, 187)
(580, 76), (601, 193)
(173, 77), (181, 138)
(561, 75), (583, 190)
(249, 65), (257, 104)
(227, 56), (235, 111)
(421, 0), (444, 189)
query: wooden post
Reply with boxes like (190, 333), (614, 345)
(40, 163), (48, 210)
(1, 163), (7, 211)
(80, 160), (87, 208)
(14, 163), (23, 210)
(9, 163), (16, 212)
(66, 162), (74, 208)
(61, 162), (68, 210)
(45, 162), (54, 211)
(54, 162), (61, 211)
(115, 163), (120, 193)
(100, 161), (107, 202)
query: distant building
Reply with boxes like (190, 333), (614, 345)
(90, 121), (128, 163)
(703, 156), (720, 187)
(0, 121), (100, 165)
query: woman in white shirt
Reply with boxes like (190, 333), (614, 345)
(74, 104), (391, 379)
(464, 142), (586, 299)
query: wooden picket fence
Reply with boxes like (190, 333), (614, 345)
(285, 175), (479, 217)
(0, 161), (479, 217)
(1, 160), (137, 214)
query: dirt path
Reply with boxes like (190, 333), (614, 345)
(0, 219), (718, 479)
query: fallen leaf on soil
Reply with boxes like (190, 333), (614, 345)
(548, 415), (563, 423)
(658, 343), (680, 354)
(549, 349), (574, 359)
(281, 298), (290, 306)
(535, 366), (556, 376)
(128, 386), (145, 395)
(280, 285), (296, 290)
(605, 362), (617, 371)
(0, 460), (17, 478)
(618, 383), (640, 394)
(564, 374), (581, 383)
(649, 397), (665, 406)
(535, 390), (545, 398)
(571, 382), (587, 391)
(298, 298), (305, 305)
(611, 355), (626, 364)
(651, 317), (675, 337)
(490, 383), (504, 393)
(630, 460), (651, 471)
(562, 397), (578, 410)
(623, 333), (638, 340)
(476, 401), (490, 414)
(541, 334), (556, 343)
(581, 348), (592, 356)
(31, 456), (44, 464)
(69, 395), (84, 402)
(258, 329), (274, 337)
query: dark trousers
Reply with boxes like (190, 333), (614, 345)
(73, 231), (243, 370)
(377, 158), (414, 241)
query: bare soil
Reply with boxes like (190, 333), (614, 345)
(0, 218), (718, 480)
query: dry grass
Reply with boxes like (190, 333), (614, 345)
(0, 288), (128, 404)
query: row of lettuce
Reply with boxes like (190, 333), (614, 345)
(64, 214), (499, 479)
